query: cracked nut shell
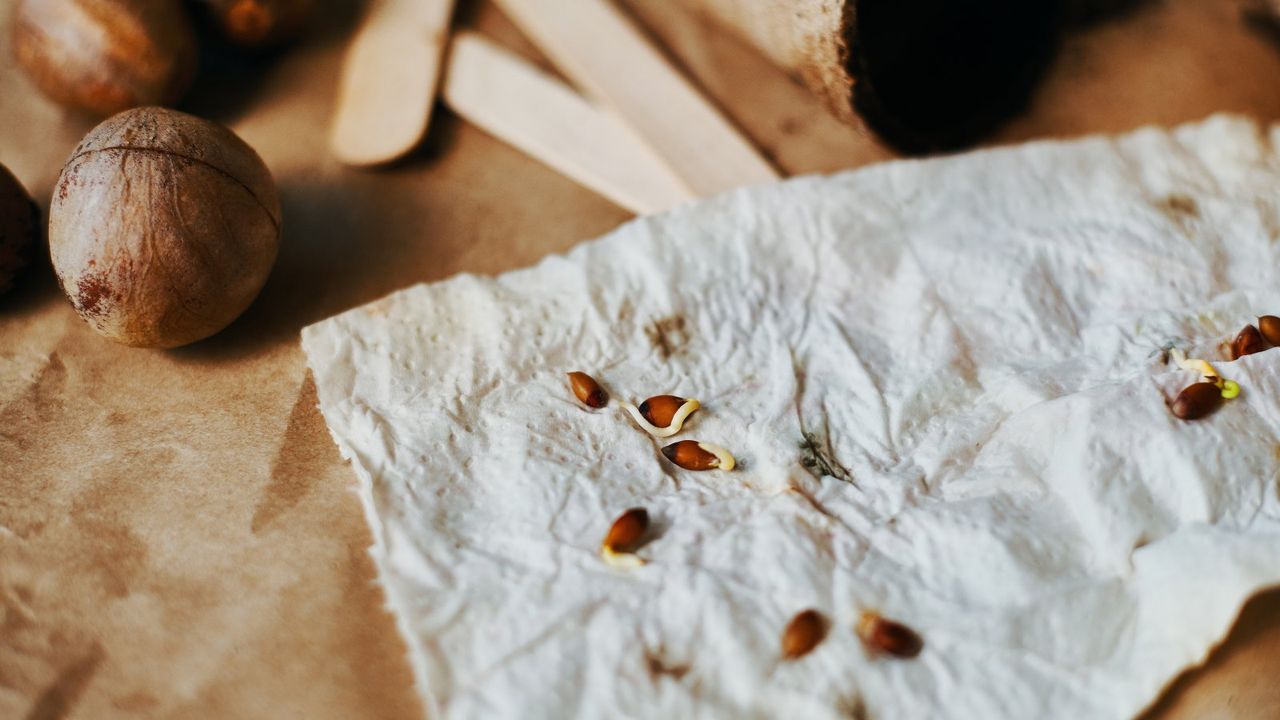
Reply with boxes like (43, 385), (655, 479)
(568, 371), (607, 408)
(857, 612), (923, 659)
(11, 0), (196, 117)
(781, 609), (826, 660)
(1231, 324), (1264, 360)
(50, 107), (281, 348)
(0, 163), (39, 296)
(1170, 381), (1223, 421)
(1259, 315), (1280, 346)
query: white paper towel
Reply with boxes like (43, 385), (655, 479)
(303, 115), (1280, 719)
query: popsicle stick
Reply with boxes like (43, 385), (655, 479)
(329, 0), (456, 166)
(443, 33), (696, 215)
(492, 0), (779, 196)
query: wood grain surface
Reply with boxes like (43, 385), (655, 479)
(2, 1), (1280, 718)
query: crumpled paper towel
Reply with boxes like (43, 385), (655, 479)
(302, 115), (1280, 719)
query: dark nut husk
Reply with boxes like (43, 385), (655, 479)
(1259, 315), (1280, 346)
(1169, 382), (1223, 421)
(0, 163), (39, 295)
(201, 0), (315, 46)
(50, 107), (281, 348)
(856, 611), (923, 659)
(10, 0), (197, 117)
(601, 507), (649, 567)
(660, 440), (735, 471)
(568, 371), (607, 408)
(781, 609), (827, 660)
(1231, 325), (1264, 360)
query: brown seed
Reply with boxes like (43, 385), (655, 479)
(781, 609), (827, 660)
(640, 395), (690, 428)
(568, 372), (608, 408)
(856, 612), (923, 659)
(661, 440), (735, 471)
(1231, 325), (1265, 360)
(1170, 381), (1224, 420)
(602, 507), (649, 554)
(1259, 315), (1280, 346)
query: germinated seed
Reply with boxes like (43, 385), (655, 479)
(856, 612), (923, 659)
(602, 508), (649, 555)
(1231, 324), (1264, 360)
(640, 395), (690, 428)
(568, 371), (608, 408)
(661, 440), (735, 471)
(781, 609), (827, 660)
(1170, 382), (1223, 420)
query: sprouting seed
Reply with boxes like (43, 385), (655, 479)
(601, 507), (649, 567)
(621, 395), (700, 438)
(1170, 382), (1224, 420)
(661, 440), (735, 471)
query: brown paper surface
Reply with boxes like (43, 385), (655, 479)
(2, 1), (1280, 717)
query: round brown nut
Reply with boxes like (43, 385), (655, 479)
(203, 0), (315, 46)
(1259, 315), (1280, 346)
(50, 107), (281, 348)
(10, 0), (197, 117)
(1170, 382), (1224, 421)
(0, 163), (39, 296)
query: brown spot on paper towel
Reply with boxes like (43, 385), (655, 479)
(251, 376), (330, 533)
(24, 643), (105, 720)
(646, 315), (689, 359)
(644, 648), (690, 682)
(1161, 194), (1200, 219)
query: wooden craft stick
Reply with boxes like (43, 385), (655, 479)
(443, 33), (696, 215)
(329, 0), (456, 166)
(491, 0), (779, 196)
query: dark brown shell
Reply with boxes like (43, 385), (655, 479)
(204, 0), (315, 46)
(50, 107), (281, 348)
(1230, 325), (1264, 360)
(1170, 382), (1223, 421)
(0, 163), (39, 295)
(781, 609), (827, 660)
(10, 0), (196, 117)
(602, 508), (648, 554)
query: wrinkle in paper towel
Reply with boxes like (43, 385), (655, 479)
(303, 115), (1280, 719)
